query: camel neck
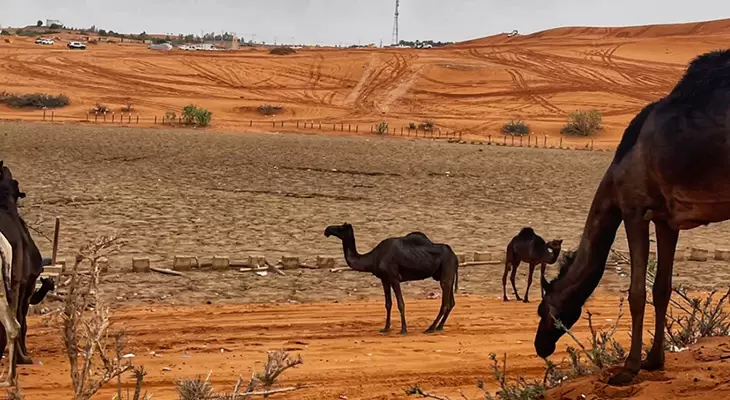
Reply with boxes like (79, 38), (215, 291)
(341, 235), (370, 272)
(556, 173), (622, 305)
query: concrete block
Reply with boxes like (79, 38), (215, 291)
(132, 258), (150, 273)
(316, 256), (336, 269)
(212, 256), (230, 271)
(715, 249), (730, 261)
(248, 255), (266, 268)
(689, 247), (709, 262)
(44, 265), (63, 275)
(56, 258), (67, 272)
(173, 256), (194, 271)
(473, 251), (491, 262)
(97, 257), (109, 273)
(280, 256), (300, 270)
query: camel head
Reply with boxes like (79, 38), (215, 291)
(544, 239), (563, 264)
(39, 277), (55, 293)
(0, 161), (24, 206)
(324, 223), (354, 241)
(535, 250), (579, 358)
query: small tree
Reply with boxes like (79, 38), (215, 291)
(182, 104), (212, 127)
(561, 110), (602, 136)
(376, 121), (389, 135)
(98, 29), (108, 36)
(36, 20), (43, 27)
(502, 120), (530, 136)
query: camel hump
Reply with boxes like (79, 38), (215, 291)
(517, 227), (535, 238)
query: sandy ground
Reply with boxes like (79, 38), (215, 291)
(2, 123), (730, 399)
(3, 18), (730, 399)
(1, 19), (730, 146)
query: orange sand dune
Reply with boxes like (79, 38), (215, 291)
(1, 18), (729, 145)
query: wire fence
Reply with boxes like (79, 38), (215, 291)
(2, 110), (600, 151)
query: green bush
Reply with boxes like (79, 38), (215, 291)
(0, 30), (10, 36)
(375, 121), (388, 135)
(0, 92), (69, 109)
(269, 47), (296, 55)
(502, 120), (530, 136)
(182, 104), (212, 127)
(561, 110), (602, 136)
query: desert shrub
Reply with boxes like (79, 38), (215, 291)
(376, 121), (389, 135)
(121, 102), (133, 112)
(90, 103), (109, 114)
(6, 389), (23, 400)
(98, 29), (108, 36)
(502, 120), (530, 136)
(177, 350), (304, 399)
(0, 30), (10, 36)
(182, 104), (212, 127)
(257, 104), (283, 116)
(269, 46), (296, 55)
(643, 257), (730, 351)
(561, 110), (602, 136)
(163, 111), (177, 125)
(418, 120), (435, 131)
(0, 92), (69, 109)
(408, 122), (417, 130)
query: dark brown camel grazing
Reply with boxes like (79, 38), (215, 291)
(324, 223), (458, 334)
(502, 227), (562, 303)
(0, 162), (47, 367)
(0, 161), (28, 385)
(535, 48), (730, 386)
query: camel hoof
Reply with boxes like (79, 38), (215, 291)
(502, 297), (509, 302)
(399, 329), (408, 335)
(435, 326), (444, 331)
(523, 299), (530, 303)
(379, 328), (391, 334)
(424, 328), (436, 334)
(16, 354), (33, 365)
(641, 358), (664, 372)
(607, 369), (638, 386)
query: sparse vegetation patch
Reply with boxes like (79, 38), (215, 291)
(269, 46), (297, 55)
(502, 120), (530, 136)
(0, 92), (70, 109)
(257, 104), (284, 116)
(561, 110), (602, 136)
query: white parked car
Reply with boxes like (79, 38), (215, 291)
(35, 37), (54, 45)
(67, 41), (86, 50)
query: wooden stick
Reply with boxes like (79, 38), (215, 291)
(329, 267), (350, 273)
(298, 264), (319, 270)
(459, 261), (501, 267)
(150, 267), (184, 277)
(51, 217), (60, 265)
(265, 261), (286, 276)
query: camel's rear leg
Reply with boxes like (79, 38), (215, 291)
(510, 262), (522, 301)
(425, 275), (453, 333)
(503, 260), (520, 301)
(523, 263), (536, 303)
(391, 281), (408, 335)
(435, 278), (456, 331)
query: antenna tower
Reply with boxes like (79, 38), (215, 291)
(391, 0), (400, 45)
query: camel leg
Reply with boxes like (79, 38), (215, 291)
(642, 221), (678, 371)
(502, 260), (510, 301)
(380, 280), (392, 333)
(426, 276), (452, 333)
(609, 215), (650, 386)
(391, 281), (407, 335)
(15, 282), (34, 365)
(510, 262), (522, 301)
(539, 263), (547, 298)
(435, 278), (456, 331)
(523, 263), (536, 303)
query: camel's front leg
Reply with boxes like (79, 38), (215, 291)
(539, 263), (547, 298)
(523, 263), (536, 303)
(609, 215), (650, 386)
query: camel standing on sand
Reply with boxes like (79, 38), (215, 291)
(534, 48), (730, 386)
(324, 223), (459, 334)
(0, 162), (27, 386)
(502, 227), (562, 303)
